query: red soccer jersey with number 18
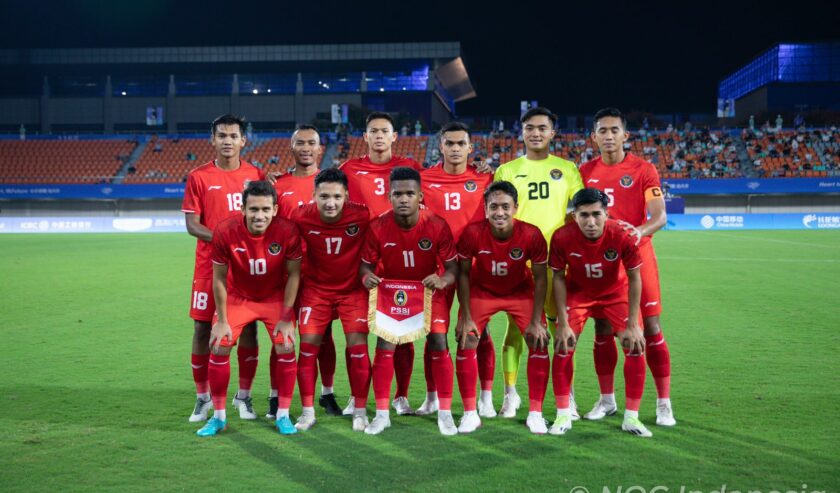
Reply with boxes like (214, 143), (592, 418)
(339, 155), (423, 218)
(549, 219), (642, 307)
(290, 201), (371, 294)
(458, 219), (547, 297)
(274, 173), (316, 219)
(421, 164), (493, 241)
(210, 215), (302, 301)
(579, 153), (662, 245)
(181, 160), (264, 278)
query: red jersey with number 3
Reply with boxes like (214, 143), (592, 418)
(290, 201), (370, 294)
(579, 153), (662, 246)
(210, 215), (302, 301)
(458, 219), (547, 297)
(422, 164), (493, 241)
(339, 155), (423, 218)
(274, 173), (316, 219)
(549, 219), (642, 307)
(181, 160), (264, 278)
(361, 209), (457, 281)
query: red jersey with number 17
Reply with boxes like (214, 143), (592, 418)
(549, 219), (642, 307)
(458, 219), (547, 297)
(339, 155), (423, 218)
(422, 164), (493, 241)
(274, 173), (316, 219)
(290, 201), (370, 294)
(210, 215), (302, 301)
(181, 160), (264, 278)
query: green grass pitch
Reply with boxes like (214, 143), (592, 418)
(1, 230), (838, 492)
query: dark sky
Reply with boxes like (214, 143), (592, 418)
(1, 0), (836, 116)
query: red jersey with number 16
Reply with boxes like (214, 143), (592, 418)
(422, 164), (493, 241)
(339, 155), (423, 218)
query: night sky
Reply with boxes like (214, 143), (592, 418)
(1, 0), (835, 116)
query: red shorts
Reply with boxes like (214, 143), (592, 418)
(429, 291), (451, 334)
(298, 287), (369, 335)
(466, 294), (545, 335)
(189, 277), (215, 322)
(567, 301), (628, 336)
(638, 242), (662, 317)
(212, 294), (294, 348)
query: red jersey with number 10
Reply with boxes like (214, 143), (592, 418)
(422, 164), (493, 241)
(339, 155), (423, 218)
(274, 173), (316, 219)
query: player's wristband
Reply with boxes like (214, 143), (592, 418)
(279, 306), (295, 323)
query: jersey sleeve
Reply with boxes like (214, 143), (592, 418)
(493, 163), (510, 183)
(436, 221), (458, 263)
(457, 226), (476, 259)
(621, 234), (643, 271)
(548, 231), (566, 271)
(360, 226), (381, 265)
(210, 225), (228, 265)
(530, 227), (549, 264)
(181, 173), (203, 215)
(566, 165), (585, 202)
(642, 164), (664, 202)
(283, 221), (303, 261)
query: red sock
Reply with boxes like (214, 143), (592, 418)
(208, 354), (230, 411)
(191, 353), (210, 394)
(593, 333), (617, 394)
(430, 350), (454, 411)
(455, 348), (478, 411)
(269, 345), (278, 393)
(318, 328), (336, 388)
(624, 348), (646, 411)
(394, 343), (414, 398)
(423, 340), (436, 393)
(551, 350), (575, 409)
(348, 344), (371, 409)
(236, 346), (259, 392)
(297, 342), (320, 408)
(275, 352), (297, 409)
(372, 349), (395, 410)
(477, 330), (496, 391)
(527, 347), (551, 411)
(645, 332), (671, 399)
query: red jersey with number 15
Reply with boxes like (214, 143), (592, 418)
(274, 173), (316, 219)
(181, 160), (264, 278)
(210, 215), (302, 301)
(422, 164), (493, 241)
(339, 155), (423, 218)
(549, 219), (642, 307)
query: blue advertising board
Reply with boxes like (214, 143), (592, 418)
(662, 178), (840, 195)
(664, 213), (840, 231)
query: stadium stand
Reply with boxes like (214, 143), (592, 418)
(123, 137), (213, 183)
(0, 139), (137, 183)
(338, 136), (429, 166)
(744, 127), (840, 177)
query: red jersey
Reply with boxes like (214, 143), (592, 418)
(458, 219), (547, 297)
(421, 164), (493, 240)
(210, 215), (302, 301)
(548, 219), (642, 307)
(361, 209), (457, 281)
(290, 201), (370, 294)
(274, 173), (316, 219)
(339, 155), (423, 218)
(181, 160), (264, 278)
(579, 153), (663, 245)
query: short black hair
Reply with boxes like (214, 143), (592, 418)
(484, 180), (518, 205)
(242, 180), (277, 205)
(571, 188), (609, 210)
(292, 124), (321, 139)
(314, 168), (348, 190)
(593, 107), (627, 130)
(389, 166), (421, 186)
(365, 112), (395, 130)
(211, 114), (247, 136)
(520, 106), (557, 127)
(439, 121), (471, 138)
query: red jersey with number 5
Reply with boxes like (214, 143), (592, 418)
(339, 155), (423, 218)
(422, 164), (493, 241)
(274, 173), (316, 219)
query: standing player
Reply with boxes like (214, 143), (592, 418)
(549, 188), (650, 437)
(579, 108), (675, 426)
(290, 168), (372, 432)
(339, 112), (424, 416)
(418, 122), (496, 417)
(456, 181), (550, 434)
(494, 107), (584, 418)
(270, 125), (342, 418)
(197, 180), (302, 436)
(359, 167), (459, 435)
(182, 114), (264, 423)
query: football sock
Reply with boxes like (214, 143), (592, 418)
(213, 409), (226, 421)
(275, 352), (297, 411)
(372, 349), (395, 411)
(191, 353), (210, 395)
(551, 350), (575, 410)
(197, 392), (210, 401)
(430, 350), (454, 411)
(208, 354), (230, 412)
(423, 340), (436, 392)
(477, 330), (496, 391)
(318, 329), (336, 389)
(236, 346), (259, 393)
(348, 344), (371, 409)
(455, 348), (478, 412)
(394, 343), (414, 399)
(269, 345), (278, 395)
(296, 342), (320, 408)
(527, 347), (551, 412)
(645, 332), (671, 399)
(624, 348), (646, 412)
(593, 333), (618, 394)
(502, 317), (525, 386)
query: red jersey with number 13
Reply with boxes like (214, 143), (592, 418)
(422, 164), (493, 241)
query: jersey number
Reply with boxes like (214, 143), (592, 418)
(325, 237), (342, 254)
(403, 250), (415, 268)
(528, 182), (549, 200)
(192, 291), (209, 310)
(374, 178), (386, 196)
(226, 193), (243, 211)
(585, 263), (603, 278)
(491, 261), (508, 276)
(249, 258), (267, 275)
(444, 192), (461, 210)
(299, 307), (312, 325)
(604, 188), (615, 207)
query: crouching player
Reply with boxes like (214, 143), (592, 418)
(455, 181), (551, 434)
(290, 168), (373, 432)
(197, 180), (302, 436)
(549, 188), (651, 437)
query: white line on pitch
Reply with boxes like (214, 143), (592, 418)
(706, 231), (840, 249)
(659, 256), (840, 263)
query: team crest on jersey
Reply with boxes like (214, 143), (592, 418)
(509, 248), (524, 260)
(345, 224), (360, 236)
(604, 248), (619, 261)
(620, 175), (634, 188)
(418, 238), (433, 251)
(268, 243), (282, 255)
(550, 169), (563, 181)
(464, 180), (478, 192)
(394, 290), (408, 307)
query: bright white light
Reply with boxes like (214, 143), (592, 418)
(121, 91), (127, 96)
(267, 88), (271, 93)
(252, 89), (258, 94)
(379, 87), (384, 92)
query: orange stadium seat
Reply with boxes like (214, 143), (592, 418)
(0, 139), (137, 183)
